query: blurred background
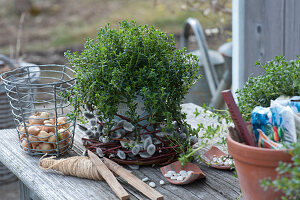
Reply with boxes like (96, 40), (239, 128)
(0, 0), (232, 64)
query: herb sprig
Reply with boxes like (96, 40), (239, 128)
(236, 55), (300, 121)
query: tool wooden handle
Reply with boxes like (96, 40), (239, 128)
(88, 151), (130, 200)
(103, 157), (164, 200)
(222, 90), (255, 146)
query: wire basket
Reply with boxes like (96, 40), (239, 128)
(0, 61), (40, 129)
(1, 64), (76, 156)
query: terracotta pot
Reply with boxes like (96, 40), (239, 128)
(226, 133), (292, 200)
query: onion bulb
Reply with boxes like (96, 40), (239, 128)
(58, 129), (70, 141)
(36, 143), (53, 153)
(57, 117), (67, 124)
(43, 120), (52, 125)
(58, 141), (67, 149)
(29, 115), (44, 125)
(40, 112), (49, 119)
(48, 134), (57, 143)
(49, 118), (55, 125)
(18, 125), (25, 133)
(57, 121), (70, 129)
(41, 124), (55, 133)
(18, 125), (26, 140)
(21, 140), (30, 151)
(28, 126), (40, 136)
(37, 131), (51, 141)
(28, 135), (40, 149)
(57, 117), (69, 129)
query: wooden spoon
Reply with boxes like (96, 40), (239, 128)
(160, 161), (205, 185)
(202, 146), (232, 170)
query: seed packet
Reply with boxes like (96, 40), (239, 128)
(257, 129), (283, 149)
(252, 106), (272, 143)
(290, 96), (300, 114)
(252, 96), (300, 149)
(271, 96), (300, 142)
(271, 96), (300, 115)
(270, 102), (298, 144)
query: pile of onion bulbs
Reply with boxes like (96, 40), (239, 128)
(18, 112), (71, 155)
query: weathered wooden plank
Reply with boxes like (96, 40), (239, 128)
(0, 129), (131, 200)
(19, 181), (31, 200)
(102, 158), (163, 200)
(19, 181), (40, 200)
(88, 151), (130, 200)
(244, 0), (285, 81)
(0, 104), (241, 200)
(234, 0), (300, 92)
(284, 0), (300, 60)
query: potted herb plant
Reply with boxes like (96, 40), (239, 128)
(64, 20), (200, 165)
(227, 56), (300, 200)
(178, 55), (299, 198)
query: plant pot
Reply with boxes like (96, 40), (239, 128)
(226, 132), (292, 200)
(117, 95), (146, 117)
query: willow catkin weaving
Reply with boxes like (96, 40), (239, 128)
(39, 156), (104, 181)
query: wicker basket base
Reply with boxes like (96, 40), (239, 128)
(83, 138), (179, 166)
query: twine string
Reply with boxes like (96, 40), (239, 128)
(39, 156), (104, 181)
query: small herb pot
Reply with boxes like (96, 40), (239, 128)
(226, 132), (292, 200)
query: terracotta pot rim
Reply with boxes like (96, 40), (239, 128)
(226, 132), (290, 199)
(226, 133), (291, 153)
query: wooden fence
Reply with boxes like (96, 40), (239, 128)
(233, 0), (300, 91)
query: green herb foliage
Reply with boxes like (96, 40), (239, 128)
(178, 105), (232, 166)
(236, 55), (300, 121)
(261, 142), (300, 200)
(64, 20), (199, 130)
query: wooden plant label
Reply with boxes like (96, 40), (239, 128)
(222, 90), (255, 146)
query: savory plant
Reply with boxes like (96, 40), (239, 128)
(236, 55), (300, 121)
(63, 20), (200, 164)
(65, 20), (199, 130)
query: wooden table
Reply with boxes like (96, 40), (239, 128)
(0, 103), (241, 200)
